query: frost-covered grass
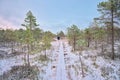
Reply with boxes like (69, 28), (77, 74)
(0, 40), (120, 80)
(81, 50), (120, 80)
(0, 65), (39, 80)
(83, 53), (119, 79)
(62, 41), (120, 80)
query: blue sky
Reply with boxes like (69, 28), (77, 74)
(0, 0), (104, 33)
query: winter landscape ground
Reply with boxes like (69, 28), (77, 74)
(0, 39), (120, 80)
(0, 0), (120, 80)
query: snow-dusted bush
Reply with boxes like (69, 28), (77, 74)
(116, 68), (120, 79)
(36, 55), (50, 65)
(0, 65), (39, 80)
(92, 62), (99, 68)
(101, 66), (114, 77)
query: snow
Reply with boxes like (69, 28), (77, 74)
(0, 40), (120, 80)
(56, 41), (67, 80)
(0, 55), (24, 75)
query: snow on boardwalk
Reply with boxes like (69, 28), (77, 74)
(56, 41), (68, 80)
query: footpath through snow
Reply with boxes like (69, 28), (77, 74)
(46, 40), (78, 80)
(56, 41), (67, 80)
(46, 40), (69, 80)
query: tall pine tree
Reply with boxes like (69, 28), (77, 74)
(22, 11), (39, 66)
(97, 0), (120, 60)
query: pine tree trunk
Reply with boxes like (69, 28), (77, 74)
(87, 38), (90, 47)
(27, 44), (30, 66)
(111, 1), (115, 60)
(101, 43), (104, 53)
(94, 40), (97, 49)
(79, 51), (84, 77)
(45, 48), (47, 59)
(11, 42), (14, 53)
(73, 36), (76, 51)
(24, 51), (27, 65)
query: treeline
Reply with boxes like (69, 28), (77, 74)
(67, 0), (120, 60)
(0, 11), (55, 66)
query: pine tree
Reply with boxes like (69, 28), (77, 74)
(97, 0), (120, 60)
(57, 31), (65, 38)
(42, 31), (52, 58)
(22, 10), (39, 66)
(67, 25), (80, 51)
(84, 28), (91, 47)
(4, 29), (17, 53)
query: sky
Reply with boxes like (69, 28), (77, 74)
(0, 0), (104, 33)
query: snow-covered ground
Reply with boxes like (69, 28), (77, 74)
(0, 55), (24, 75)
(0, 40), (120, 80)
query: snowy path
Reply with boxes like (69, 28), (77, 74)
(56, 41), (67, 80)
(46, 40), (78, 80)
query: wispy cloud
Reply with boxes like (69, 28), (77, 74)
(0, 0), (104, 32)
(0, 16), (21, 30)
